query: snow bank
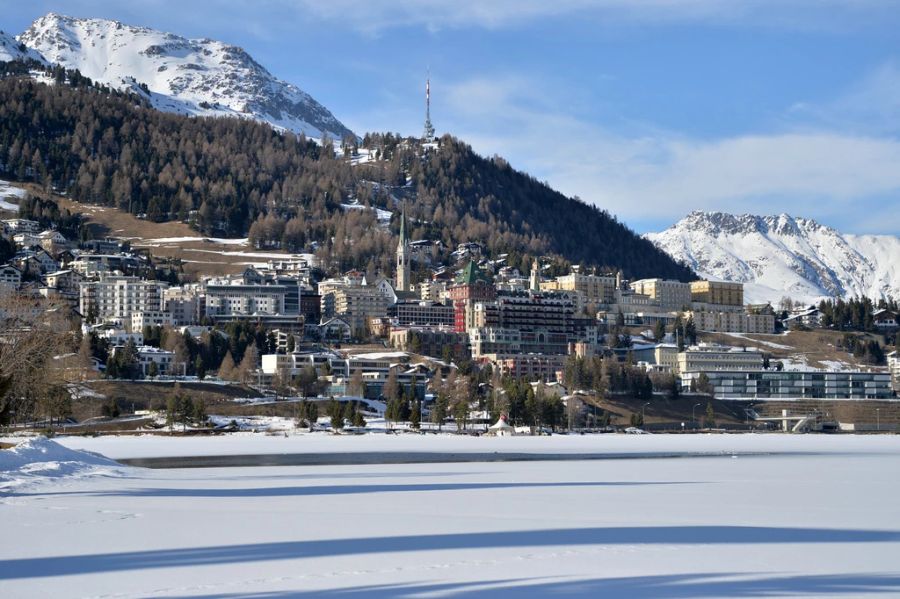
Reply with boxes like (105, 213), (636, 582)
(0, 437), (128, 492)
(52, 431), (900, 461)
(136, 236), (249, 245)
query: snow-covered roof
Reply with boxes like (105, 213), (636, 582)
(351, 351), (409, 361)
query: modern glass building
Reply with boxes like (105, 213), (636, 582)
(681, 370), (894, 400)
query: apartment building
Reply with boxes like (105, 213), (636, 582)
(541, 272), (617, 312)
(630, 278), (692, 311)
(205, 284), (288, 318)
(79, 275), (168, 322)
(690, 280), (744, 307)
(389, 326), (469, 361)
(389, 300), (455, 327)
(684, 309), (775, 334)
(676, 345), (765, 374)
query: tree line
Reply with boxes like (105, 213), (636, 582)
(0, 72), (695, 280)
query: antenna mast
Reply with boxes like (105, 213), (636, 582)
(423, 72), (435, 142)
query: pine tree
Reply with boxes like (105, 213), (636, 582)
(653, 320), (666, 343)
(77, 333), (94, 380)
(705, 400), (715, 429)
(166, 394), (181, 430)
(383, 367), (400, 402)
(685, 316), (698, 345)
(351, 405), (366, 428)
(238, 344), (259, 383)
(180, 395), (194, 430)
(348, 369), (365, 397)
(328, 398), (344, 432)
(193, 398), (207, 426)
(218, 351), (236, 380)
(453, 398), (468, 431)
(410, 400), (421, 430)
(431, 394), (448, 431)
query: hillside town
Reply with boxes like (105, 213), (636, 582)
(5, 8), (900, 599)
(1, 205), (897, 434)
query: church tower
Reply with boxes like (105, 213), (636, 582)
(423, 76), (435, 142)
(396, 207), (411, 292)
(530, 259), (541, 292)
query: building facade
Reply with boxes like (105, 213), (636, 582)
(205, 284), (288, 318)
(690, 280), (744, 307)
(630, 278), (692, 311)
(448, 262), (496, 333)
(676, 346), (765, 374)
(388, 300), (455, 327)
(79, 275), (168, 322)
(681, 370), (894, 400)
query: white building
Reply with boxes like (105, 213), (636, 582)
(79, 275), (168, 322)
(261, 351), (338, 377)
(889, 351), (900, 393)
(684, 309), (776, 334)
(676, 345), (765, 374)
(99, 328), (144, 347)
(319, 281), (390, 337)
(164, 286), (201, 325)
(204, 283), (287, 318)
(131, 310), (174, 331)
(136, 346), (176, 376)
(2, 219), (41, 234)
(110, 344), (175, 375)
(0, 264), (22, 290)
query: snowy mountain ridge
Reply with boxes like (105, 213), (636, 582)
(0, 29), (45, 63)
(15, 13), (354, 141)
(645, 211), (900, 305)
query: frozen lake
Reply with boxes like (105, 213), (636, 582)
(2, 434), (900, 597)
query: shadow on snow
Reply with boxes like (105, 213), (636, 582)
(162, 572), (900, 598)
(2, 526), (899, 580)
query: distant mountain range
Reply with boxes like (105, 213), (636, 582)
(11, 13), (354, 141)
(646, 211), (900, 305)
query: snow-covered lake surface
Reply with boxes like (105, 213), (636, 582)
(2, 434), (900, 597)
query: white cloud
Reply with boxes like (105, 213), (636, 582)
(291, 0), (895, 34)
(790, 61), (900, 135)
(439, 75), (900, 234)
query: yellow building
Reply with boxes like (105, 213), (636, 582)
(541, 273), (616, 312)
(690, 280), (744, 306)
(630, 278), (692, 311)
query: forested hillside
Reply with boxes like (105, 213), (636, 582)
(0, 73), (693, 280)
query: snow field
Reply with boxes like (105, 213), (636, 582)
(1, 435), (900, 596)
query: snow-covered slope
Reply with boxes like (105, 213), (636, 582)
(0, 29), (45, 63)
(17, 13), (354, 140)
(645, 211), (900, 304)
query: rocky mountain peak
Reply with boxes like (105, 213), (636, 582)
(17, 13), (355, 141)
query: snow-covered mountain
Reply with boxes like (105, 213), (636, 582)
(16, 13), (354, 141)
(0, 29), (44, 63)
(645, 211), (900, 305)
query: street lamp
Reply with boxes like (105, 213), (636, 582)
(641, 402), (650, 425)
(877, 408), (880, 432)
(693, 402), (702, 429)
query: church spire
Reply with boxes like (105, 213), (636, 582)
(399, 205), (407, 245)
(396, 206), (411, 292)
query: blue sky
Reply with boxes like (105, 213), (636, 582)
(5, 1), (900, 235)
